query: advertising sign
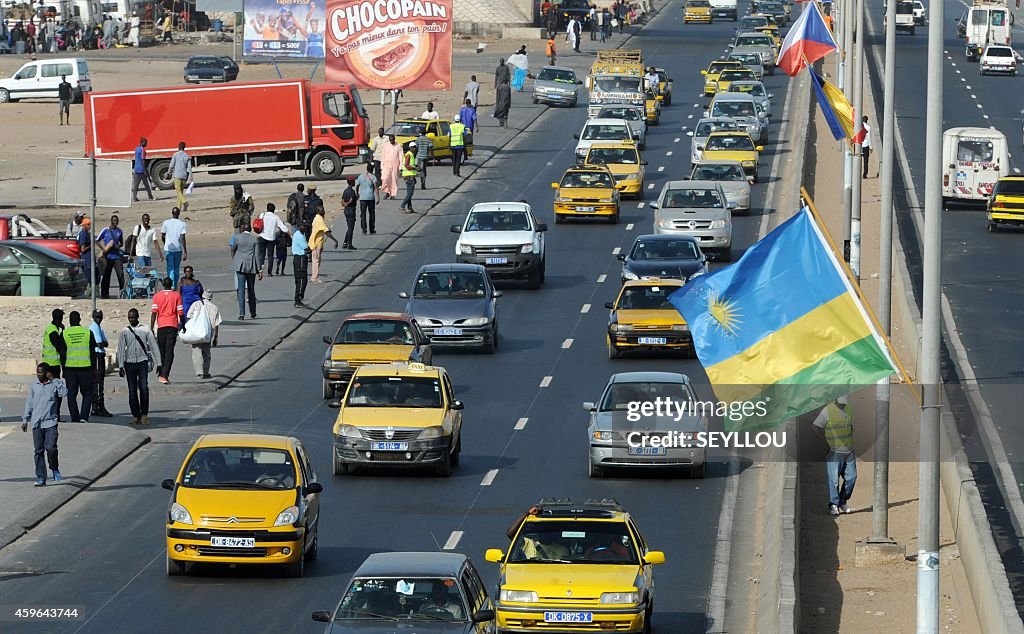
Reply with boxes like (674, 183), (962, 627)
(243, 0), (328, 58)
(325, 0), (453, 90)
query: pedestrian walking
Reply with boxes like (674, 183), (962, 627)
(342, 176), (358, 249)
(128, 14), (140, 46)
(132, 137), (155, 201)
(274, 226), (289, 275)
(309, 206), (338, 282)
(129, 214), (162, 268)
(599, 8), (609, 42)
(589, 4), (597, 40)
(508, 47), (530, 91)
(97, 214), (125, 299)
(463, 75), (480, 109)
(41, 308), (66, 417)
(187, 289), (221, 379)
(356, 162), (379, 235)
(813, 395), (857, 515)
(168, 141), (192, 211)
(21, 363), (67, 486)
(161, 207), (188, 288)
(291, 220), (311, 307)
(494, 58), (511, 89)
(421, 101), (440, 120)
(400, 143), (418, 213)
(380, 135), (403, 200)
(286, 183), (306, 228)
(546, 36), (557, 65)
(859, 115), (872, 178)
(370, 128), (388, 183)
(566, 18), (578, 53)
(616, 2), (626, 32)
(458, 99), (478, 134)
(178, 265), (204, 318)
(230, 221), (262, 318)
(117, 308), (160, 424)
(494, 78), (512, 128)
(58, 75), (72, 126)
(229, 183), (254, 234)
(62, 311), (96, 423)
(89, 309), (113, 418)
(545, 8), (559, 39)
(161, 13), (172, 42)
(450, 116), (468, 177)
(257, 202), (286, 274)
(150, 277), (183, 384)
(415, 127), (433, 189)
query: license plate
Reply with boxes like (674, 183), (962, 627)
(210, 536), (255, 548)
(544, 612), (594, 623)
(371, 442), (409, 451)
(485, 257), (508, 265)
(638, 337), (667, 345)
(575, 206), (596, 212)
(435, 328), (463, 336)
(628, 446), (667, 456)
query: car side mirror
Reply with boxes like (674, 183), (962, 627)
(161, 478), (175, 491)
(769, 93), (775, 98)
(304, 482), (324, 495)
(398, 291), (409, 298)
(427, 132), (436, 138)
(484, 548), (505, 563)
(633, 132), (640, 139)
(701, 70), (708, 75)
(656, 95), (664, 101)
(687, 131), (694, 137)
(727, 201), (738, 210)
(604, 301), (615, 310)
(536, 223), (548, 232)
(644, 551), (667, 565)
(450, 224), (462, 233)
(697, 144), (705, 151)
(650, 201), (659, 209)
(472, 609), (496, 623)
(312, 610), (332, 623)
(756, 145), (764, 152)
(493, 290), (503, 298)
(616, 253), (626, 261)
(577, 80), (584, 85)
(551, 182), (559, 189)
(573, 134), (580, 139)
(583, 401), (596, 411)
(322, 335), (332, 345)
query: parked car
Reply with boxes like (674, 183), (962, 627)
(0, 240), (87, 296)
(184, 55), (240, 83)
(0, 57), (91, 103)
(532, 65), (582, 107)
(400, 264), (502, 353)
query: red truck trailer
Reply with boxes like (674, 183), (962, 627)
(84, 79), (371, 188)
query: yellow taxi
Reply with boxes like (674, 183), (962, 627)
(332, 362), (463, 476)
(986, 176), (1024, 232)
(754, 24), (782, 47)
(701, 59), (742, 97)
(604, 278), (692, 358)
(551, 165), (621, 224)
(320, 312), (432, 399)
(683, 0), (713, 23)
(162, 434), (323, 577)
(643, 87), (663, 125)
(714, 67), (758, 93)
(583, 143), (647, 200)
(384, 118), (474, 162)
(700, 131), (764, 182)
(485, 498), (665, 633)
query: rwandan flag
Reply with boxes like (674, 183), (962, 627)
(668, 208), (896, 431)
(776, 2), (839, 76)
(808, 65), (854, 142)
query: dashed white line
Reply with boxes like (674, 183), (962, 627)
(647, 183), (655, 189)
(515, 417), (528, 430)
(539, 376), (553, 388)
(1015, 168), (1021, 174)
(666, 151), (674, 156)
(561, 338), (574, 349)
(955, 69), (961, 74)
(960, 77), (966, 82)
(581, 303), (591, 313)
(443, 531), (463, 550)
(626, 223), (635, 230)
(657, 166), (665, 172)
(612, 247), (622, 254)
(692, 103), (700, 108)
(977, 103), (983, 108)
(984, 114), (990, 119)
(597, 274), (607, 283)
(674, 137), (681, 142)
(680, 126), (688, 131)
(966, 85), (972, 90)
(637, 202), (645, 208)
(688, 114), (694, 119)
(480, 469), (499, 486)
(970, 93), (976, 99)
(951, 62), (957, 67)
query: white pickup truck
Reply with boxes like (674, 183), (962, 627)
(451, 202), (548, 289)
(709, 0), (738, 21)
(883, 0), (917, 34)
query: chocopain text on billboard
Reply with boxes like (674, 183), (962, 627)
(325, 0), (453, 91)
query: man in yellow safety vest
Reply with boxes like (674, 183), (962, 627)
(400, 142), (418, 214)
(41, 308), (67, 421)
(62, 310), (98, 423)
(812, 394), (856, 516)
(450, 115), (467, 177)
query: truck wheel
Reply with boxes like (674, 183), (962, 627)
(310, 150), (342, 180)
(0, 89), (10, 104)
(149, 160), (174, 190)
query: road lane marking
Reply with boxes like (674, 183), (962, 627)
(637, 202), (645, 208)
(674, 137), (681, 142)
(977, 103), (983, 108)
(480, 469), (499, 486)
(597, 274), (607, 283)
(539, 376), (553, 388)
(515, 417), (528, 430)
(960, 77), (966, 82)
(612, 247), (621, 254)
(561, 338), (574, 349)
(581, 303), (591, 313)
(951, 62), (957, 67)
(648, 183), (656, 189)
(1016, 168), (1022, 173)
(955, 69), (961, 74)
(970, 94), (976, 98)
(984, 114), (990, 119)
(688, 114), (694, 119)
(626, 223), (635, 230)
(443, 531), (463, 550)
(658, 166), (665, 172)
(966, 85), (972, 90)
(666, 151), (674, 156)
(693, 103), (700, 107)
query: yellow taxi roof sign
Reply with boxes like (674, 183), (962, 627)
(408, 362), (427, 373)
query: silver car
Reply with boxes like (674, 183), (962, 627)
(532, 65), (583, 107)
(689, 116), (740, 164)
(651, 180), (735, 261)
(708, 92), (768, 144)
(585, 372), (708, 478)
(399, 263), (502, 353)
(596, 105), (648, 149)
(727, 51), (764, 80)
(730, 33), (776, 74)
(689, 159), (752, 214)
(727, 79), (773, 119)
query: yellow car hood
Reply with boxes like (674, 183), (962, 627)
(175, 487), (296, 529)
(602, 164), (641, 177)
(331, 344), (414, 363)
(341, 407), (445, 429)
(502, 563), (641, 597)
(703, 148), (756, 162)
(687, 6), (710, 12)
(560, 187), (615, 199)
(616, 309), (684, 326)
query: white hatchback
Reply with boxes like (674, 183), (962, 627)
(980, 45), (1020, 76)
(0, 58), (92, 103)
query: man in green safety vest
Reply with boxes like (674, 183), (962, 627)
(400, 141), (418, 214)
(813, 394), (856, 516)
(450, 114), (467, 177)
(41, 308), (67, 420)
(62, 310), (97, 423)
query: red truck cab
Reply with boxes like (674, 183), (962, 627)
(0, 214), (82, 260)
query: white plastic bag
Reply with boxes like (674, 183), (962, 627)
(184, 180), (195, 196)
(180, 302), (212, 344)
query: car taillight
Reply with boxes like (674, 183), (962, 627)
(943, 174), (949, 187)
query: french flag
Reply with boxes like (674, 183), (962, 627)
(776, 2), (839, 77)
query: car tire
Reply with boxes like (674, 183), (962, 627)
(589, 460), (604, 478)
(639, 140), (646, 150)
(609, 211), (619, 224)
(452, 434), (462, 466)
(322, 379), (333, 400)
(305, 526), (319, 561)
(643, 603), (654, 634)
(0, 89), (10, 104)
(572, 98), (578, 107)
(148, 159), (174, 190)
(533, 97), (539, 104)
(555, 213), (565, 224)
(539, 259), (546, 284)
(285, 546), (305, 577)
(527, 266), (543, 290)
(167, 554), (186, 576)
(719, 247), (733, 262)
(987, 222), (999, 233)
(483, 328), (497, 354)
(333, 455), (350, 475)
(310, 149), (343, 180)
(436, 443), (453, 477)
(692, 462), (707, 479)
(607, 338), (621, 359)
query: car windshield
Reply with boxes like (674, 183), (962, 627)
(736, 35), (772, 47)
(687, 0), (711, 6)
(582, 124), (629, 140)
(465, 210), (532, 231)
(692, 163), (746, 181)
(539, 68), (576, 83)
(987, 47), (1013, 57)
(10, 241), (77, 262)
(761, 2), (783, 11)
(345, 376), (443, 408)
(337, 320), (415, 345)
(509, 521), (639, 564)
(413, 271), (487, 298)
(180, 447), (296, 489)
(593, 77), (642, 93)
(587, 148), (640, 165)
(630, 239), (701, 261)
(997, 180), (1024, 194)
(695, 120), (738, 137)
(706, 134), (755, 151)
(333, 577), (468, 621)
(562, 171), (615, 188)
(739, 16), (768, 28)
(663, 188), (724, 208)
(600, 381), (691, 411)
(729, 54), (761, 66)
(386, 122), (427, 137)
(730, 83), (766, 96)
(599, 107), (641, 120)
(711, 101), (756, 118)
(189, 58), (223, 69)
(718, 70), (754, 81)
(615, 284), (680, 309)
(707, 61), (738, 74)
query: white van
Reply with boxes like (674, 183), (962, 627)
(0, 58), (92, 104)
(942, 126), (1009, 205)
(965, 0), (1011, 61)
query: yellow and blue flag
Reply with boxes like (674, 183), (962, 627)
(809, 65), (854, 142)
(668, 208), (896, 430)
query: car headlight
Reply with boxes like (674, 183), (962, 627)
(622, 172), (640, 181)
(600, 197), (615, 203)
(459, 244), (473, 255)
(520, 244), (534, 254)
(337, 424), (362, 439)
(462, 317), (491, 326)
(169, 502), (193, 525)
(593, 430), (624, 441)
(672, 324), (689, 331)
(600, 591), (640, 604)
(709, 219), (729, 229)
(323, 358), (349, 370)
(274, 505), (299, 527)
(555, 196), (571, 203)
(689, 268), (707, 281)
(576, 148), (587, 157)
(500, 590), (539, 603)
(657, 219), (674, 228)
(742, 160), (755, 166)
(621, 268), (639, 281)
(611, 323), (633, 332)
(418, 426), (444, 440)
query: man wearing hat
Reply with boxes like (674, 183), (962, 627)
(450, 114), (467, 177)
(400, 141), (418, 213)
(89, 309), (113, 417)
(341, 175), (358, 250)
(41, 308), (66, 418)
(66, 210), (86, 238)
(813, 394), (857, 516)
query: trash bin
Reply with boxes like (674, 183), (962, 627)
(18, 264), (46, 296)
(211, 19), (223, 32)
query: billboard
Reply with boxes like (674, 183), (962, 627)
(325, 0), (453, 90)
(243, 0), (328, 58)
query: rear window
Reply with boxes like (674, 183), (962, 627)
(706, 134), (755, 151)
(987, 47), (1013, 57)
(77, 60), (88, 76)
(997, 180), (1024, 195)
(695, 120), (738, 136)
(956, 139), (994, 162)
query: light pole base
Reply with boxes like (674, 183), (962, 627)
(854, 538), (906, 567)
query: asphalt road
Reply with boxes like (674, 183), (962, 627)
(0, 5), (798, 632)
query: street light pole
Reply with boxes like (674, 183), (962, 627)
(89, 153), (97, 315)
(850, 0), (865, 280)
(917, 0), (944, 626)
(842, 0), (855, 259)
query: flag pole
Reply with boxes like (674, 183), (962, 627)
(800, 187), (919, 402)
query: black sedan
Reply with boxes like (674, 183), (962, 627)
(0, 240), (87, 296)
(617, 234), (708, 284)
(399, 263), (502, 353)
(183, 55), (239, 84)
